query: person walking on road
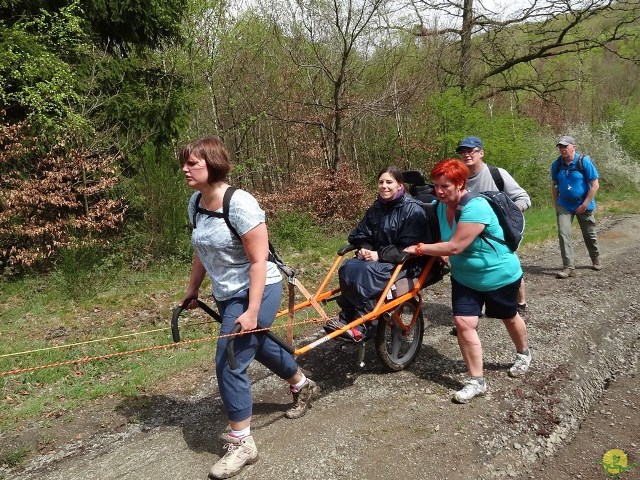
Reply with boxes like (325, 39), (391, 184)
(551, 135), (601, 279)
(457, 136), (531, 314)
(178, 136), (320, 479)
(405, 158), (531, 404)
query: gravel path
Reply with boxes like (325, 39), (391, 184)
(4, 214), (639, 480)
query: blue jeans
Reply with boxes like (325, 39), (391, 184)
(214, 281), (298, 422)
(555, 205), (600, 269)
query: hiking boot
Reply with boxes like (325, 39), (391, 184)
(517, 303), (527, 316)
(508, 350), (532, 377)
(208, 435), (258, 479)
(592, 258), (602, 271)
(452, 378), (487, 404)
(556, 268), (575, 279)
(285, 379), (320, 419)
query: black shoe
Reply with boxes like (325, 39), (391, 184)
(323, 317), (346, 335)
(324, 318), (363, 342)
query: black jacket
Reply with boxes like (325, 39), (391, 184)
(348, 193), (438, 264)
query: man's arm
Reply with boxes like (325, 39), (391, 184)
(498, 168), (531, 211)
(575, 179), (599, 214)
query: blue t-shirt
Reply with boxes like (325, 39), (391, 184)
(437, 197), (522, 292)
(551, 154), (599, 212)
(188, 189), (282, 301)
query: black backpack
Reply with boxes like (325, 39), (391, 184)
(191, 187), (290, 273)
(456, 191), (525, 251)
(487, 164), (504, 191)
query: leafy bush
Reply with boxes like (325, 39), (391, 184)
(268, 210), (320, 250)
(614, 106), (640, 162)
(0, 119), (126, 275)
(119, 143), (193, 263)
(257, 163), (370, 227)
(51, 243), (123, 300)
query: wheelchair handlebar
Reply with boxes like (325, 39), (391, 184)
(337, 244), (357, 256)
(171, 299), (294, 370)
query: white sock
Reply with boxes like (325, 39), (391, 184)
(230, 426), (250, 439)
(291, 374), (307, 391)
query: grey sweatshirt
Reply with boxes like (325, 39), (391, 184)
(467, 164), (531, 211)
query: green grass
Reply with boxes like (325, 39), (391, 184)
(520, 207), (558, 247)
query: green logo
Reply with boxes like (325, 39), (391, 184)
(598, 449), (637, 478)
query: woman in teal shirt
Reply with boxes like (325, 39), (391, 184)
(405, 158), (530, 404)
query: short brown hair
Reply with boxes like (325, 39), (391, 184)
(178, 136), (231, 183)
(431, 158), (469, 189)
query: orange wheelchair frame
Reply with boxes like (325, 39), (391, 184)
(172, 247), (439, 371)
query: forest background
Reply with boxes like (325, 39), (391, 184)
(3, 0), (640, 275)
(2, 0), (640, 468)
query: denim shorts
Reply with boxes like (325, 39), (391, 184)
(451, 276), (522, 319)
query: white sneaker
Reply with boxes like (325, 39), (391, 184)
(208, 435), (258, 479)
(509, 350), (532, 377)
(453, 378), (487, 403)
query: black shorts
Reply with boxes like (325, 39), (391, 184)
(451, 276), (522, 319)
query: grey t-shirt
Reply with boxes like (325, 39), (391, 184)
(188, 189), (282, 301)
(467, 164), (531, 211)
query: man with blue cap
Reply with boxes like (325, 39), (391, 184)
(551, 135), (601, 278)
(456, 136), (531, 314)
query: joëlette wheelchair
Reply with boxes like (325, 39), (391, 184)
(171, 170), (444, 371)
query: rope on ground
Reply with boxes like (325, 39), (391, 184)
(0, 317), (327, 377)
(0, 323), (207, 358)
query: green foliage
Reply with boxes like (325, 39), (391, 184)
(0, 4), (87, 133)
(51, 243), (123, 300)
(615, 106), (640, 161)
(120, 142), (193, 261)
(421, 89), (552, 208)
(0, 1), (195, 276)
(268, 210), (342, 252)
(82, 0), (187, 55)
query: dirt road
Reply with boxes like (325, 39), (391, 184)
(4, 215), (639, 480)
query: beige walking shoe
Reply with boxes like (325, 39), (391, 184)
(556, 268), (575, 279)
(592, 258), (602, 271)
(285, 379), (320, 419)
(208, 435), (258, 479)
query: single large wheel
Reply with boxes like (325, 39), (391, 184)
(375, 297), (424, 371)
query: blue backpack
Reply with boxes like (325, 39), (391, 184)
(456, 191), (525, 251)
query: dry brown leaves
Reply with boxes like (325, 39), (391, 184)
(0, 117), (126, 271)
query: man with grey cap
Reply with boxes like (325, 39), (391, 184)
(457, 136), (531, 313)
(551, 135), (601, 279)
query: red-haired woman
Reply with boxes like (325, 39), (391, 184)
(405, 158), (530, 403)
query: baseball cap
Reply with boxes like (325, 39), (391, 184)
(456, 136), (483, 152)
(556, 135), (576, 147)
